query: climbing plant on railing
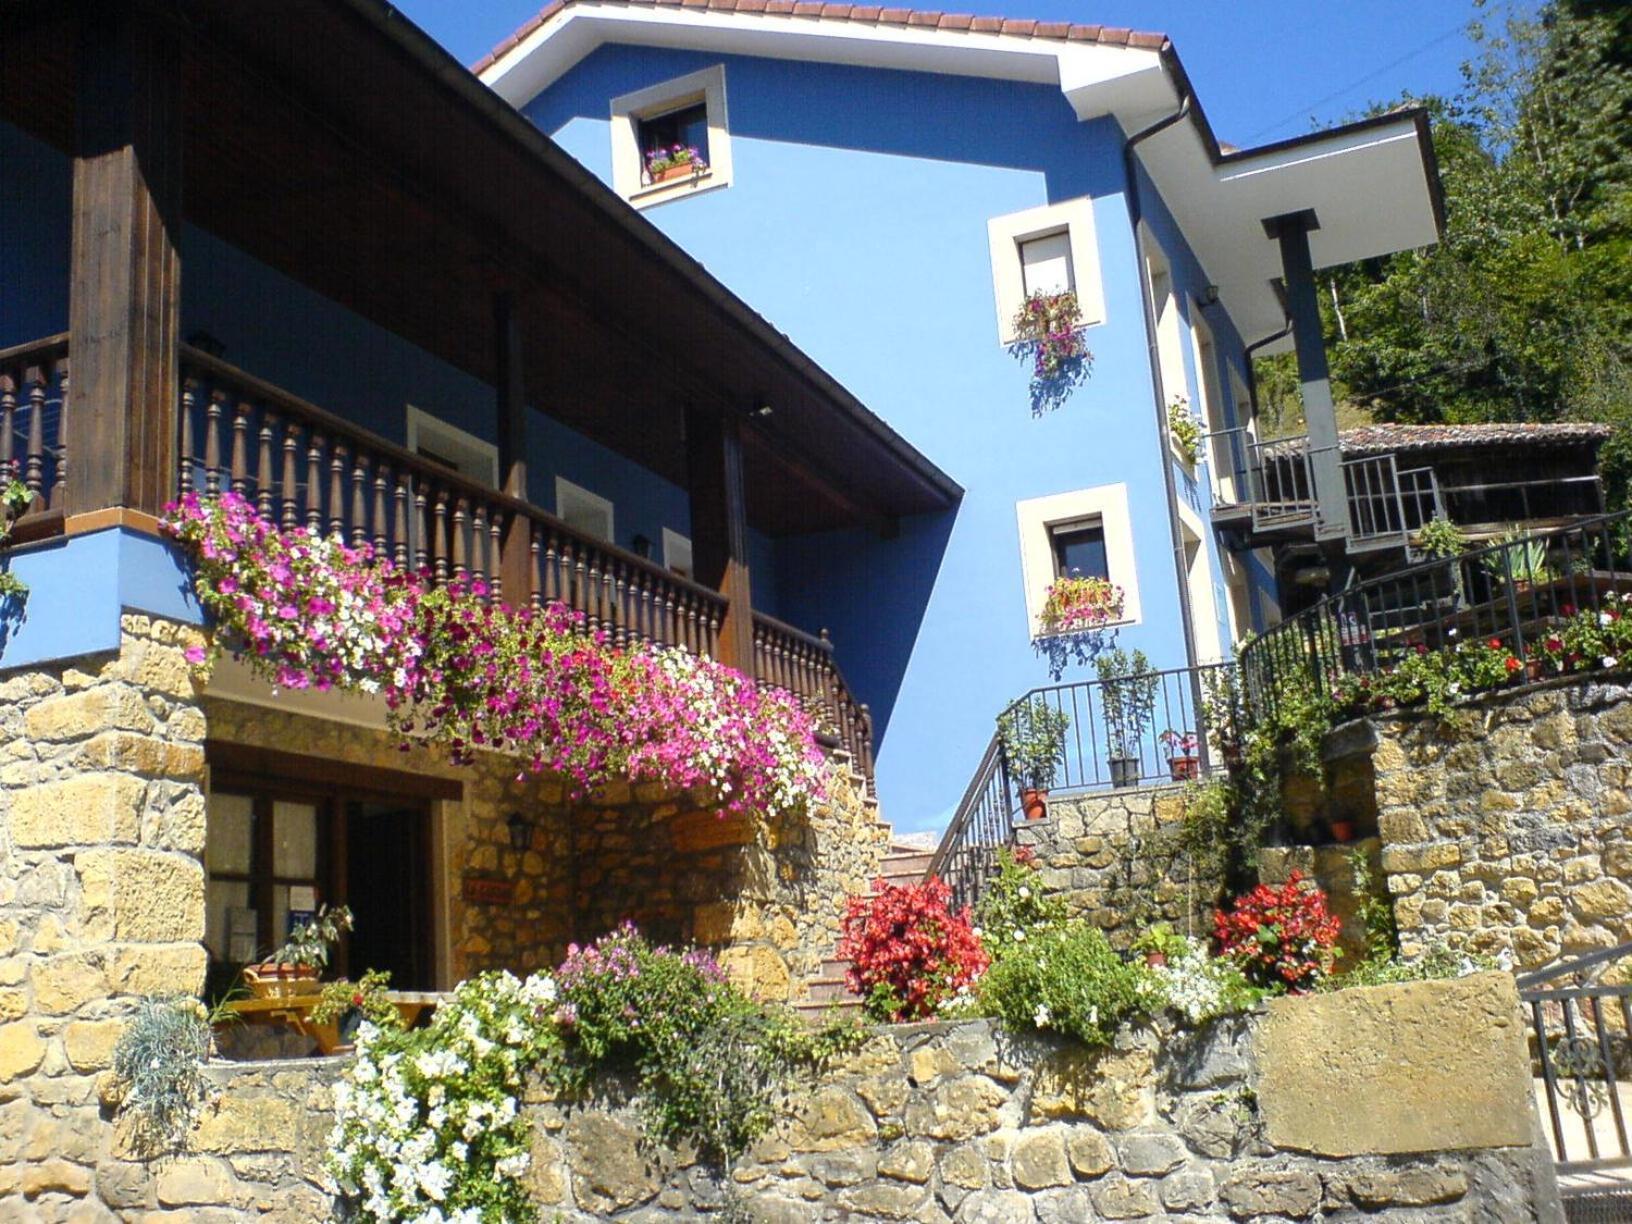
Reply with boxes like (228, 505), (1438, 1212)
(162, 492), (827, 816)
(1009, 289), (1093, 416)
(0, 479), (33, 601)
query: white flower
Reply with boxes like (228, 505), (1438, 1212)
(1012, 929), (1026, 943)
(1033, 1004), (1051, 1029)
(1605, 656), (1619, 669)
(1017, 886), (1031, 899)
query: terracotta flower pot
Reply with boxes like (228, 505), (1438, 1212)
(1526, 658), (1544, 683)
(1168, 756), (1200, 782)
(1143, 951), (1168, 969)
(243, 962), (321, 1000)
(1020, 788), (1049, 821)
(1329, 820), (1356, 844)
(649, 162), (703, 184)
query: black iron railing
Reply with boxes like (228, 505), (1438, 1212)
(1240, 511), (1632, 723)
(1519, 942), (1632, 1198)
(927, 663), (1236, 909)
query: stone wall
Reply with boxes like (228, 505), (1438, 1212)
(162, 972), (1559, 1221)
(1012, 786), (1222, 947)
(1360, 676), (1632, 970)
(0, 614), (211, 1220)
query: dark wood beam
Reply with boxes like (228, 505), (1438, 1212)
(65, 3), (182, 517)
(686, 406), (754, 672)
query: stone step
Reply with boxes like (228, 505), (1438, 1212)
(792, 997), (862, 1021)
(805, 975), (859, 1003)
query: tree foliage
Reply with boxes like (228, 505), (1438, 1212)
(1268, 1), (1632, 501)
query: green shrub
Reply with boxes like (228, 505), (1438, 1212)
(997, 699), (1070, 790)
(979, 921), (1154, 1047)
(972, 846), (1067, 966)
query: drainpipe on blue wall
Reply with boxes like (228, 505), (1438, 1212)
(1122, 94), (1206, 749)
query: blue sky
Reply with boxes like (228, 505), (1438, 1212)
(403, 0), (1490, 147)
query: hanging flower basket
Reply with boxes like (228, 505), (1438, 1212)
(1009, 290), (1093, 416)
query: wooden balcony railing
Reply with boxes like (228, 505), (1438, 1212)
(176, 345), (875, 788)
(0, 333), (70, 528)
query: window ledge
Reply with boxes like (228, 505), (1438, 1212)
(629, 168), (723, 208)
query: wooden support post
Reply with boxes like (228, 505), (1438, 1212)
(65, 4), (183, 517)
(1264, 209), (1346, 543)
(494, 292), (534, 605)
(686, 406), (754, 671)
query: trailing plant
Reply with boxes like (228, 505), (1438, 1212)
(1139, 927), (1264, 1024)
(1095, 648), (1157, 759)
(996, 698), (1070, 790)
(837, 875), (988, 1022)
(332, 929), (857, 1222)
(111, 995), (217, 1155)
(979, 920), (1153, 1048)
(1009, 289), (1093, 416)
(1168, 395), (1202, 464)
(271, 902), (353, 969)
(1349, 848), (1398, 965)
(163, 492), (826, 817)
(0, 479), (32, 601)
(1213, 871), (1341, 992)
(311, 968), (403, 1033)
(1331, 634), (1526, 721)
(1416, 515), (1467, 560)
(972, 845), (1066, 967)
(1331, 943), (1500, 991)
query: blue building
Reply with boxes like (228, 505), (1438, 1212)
(478, 0), (1443, 830)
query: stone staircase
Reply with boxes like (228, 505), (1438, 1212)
(793, 839), (936, 1020)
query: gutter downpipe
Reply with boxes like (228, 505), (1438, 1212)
(1123, 93), (1206, 756)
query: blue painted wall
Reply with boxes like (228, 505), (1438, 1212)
(526, 46), (1270, 830)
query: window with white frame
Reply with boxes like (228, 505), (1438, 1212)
(1015, 484), (1139, 638)
(610, 66), (732, 208)
(987, 199), (1105, 346)
(406, 406), (499, 487)
(555, 477), (614, 543)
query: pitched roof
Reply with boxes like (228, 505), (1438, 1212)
(1338, 422), (1612, 457)
(473, 0), (1168, 75)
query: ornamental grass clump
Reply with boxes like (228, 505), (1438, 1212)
(163, 492), (826, 816)
(838, 876), (988, 1022)
(111, 995), (217, 1155)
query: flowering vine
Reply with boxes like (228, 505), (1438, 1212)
(1009, 290), (1093, 416)
(162, 493), (826, 815)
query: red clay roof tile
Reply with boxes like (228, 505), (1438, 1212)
(473, 0), (1168, 74)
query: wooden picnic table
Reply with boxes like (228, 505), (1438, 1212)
(223, 991), (446, 1056)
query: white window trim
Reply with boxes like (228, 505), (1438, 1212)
(610, 65), (733, 209)
(554, 476), (615, 543)
(405, 406), (499, 487)
(987, 198), (1105, 347)
(661, 527), (693, 577)
(1176, 497), (1225, 664)
(1015, 483), (1140, 640)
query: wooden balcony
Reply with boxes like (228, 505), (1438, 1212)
(1, 332), (877, 788)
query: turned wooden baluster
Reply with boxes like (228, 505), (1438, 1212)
(304, 432), (324, 531)
(859, 704), (876, 781)
(487, 508), (504, 602)
(229, 401), (251, 498)
(203, 389), (225, 497)
(542, 529), (560, 606)
(280, 421), (301, 530)
(0, 372), (15, 487)
(393, 472), (411, 569)
(21, 366), (45, 512)
(470, 502), (489, 593)
(450, 495), (469, 581)
(51, 359), (68, 511)
(176, 379), (195, 496)
(608, 561), (626, 646)
(432, 488), (450, 583)
(659, 585), (676, 649)
(413, 482), (430, 573)
(347, 453), (369, 549)
(373, 464), (390, 556)
(634, 572), (653, 647)
(571, 540), (589, 626)
(255, 413), (277, 521)
(529, 526), (543, 608)
(327, 444), (347, 538)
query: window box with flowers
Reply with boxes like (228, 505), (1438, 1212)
(644, 144), (708, 187)
(1033, 573), (1124, 678)
(1168, 395), (1202, 466)
(1010, 290), (1093, 416)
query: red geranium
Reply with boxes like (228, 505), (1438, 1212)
(837, 876), (988, 1021)
(1212, 871), (1341, 991)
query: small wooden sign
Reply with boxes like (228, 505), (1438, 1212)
(462, 875), (516, 906)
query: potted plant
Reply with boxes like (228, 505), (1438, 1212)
(1159, 729), (1200, 781)
(1168, 395), (1202, 465)
(998, 698), (1071, 821)
(1096, 649), (1157, 789)
(308, 969), (402, 1055)
(243, 904), (353, 999)
(1328, 817), (1356, 844)
(644, 144), (707, 185)
(1038, 574), (1124, 636)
